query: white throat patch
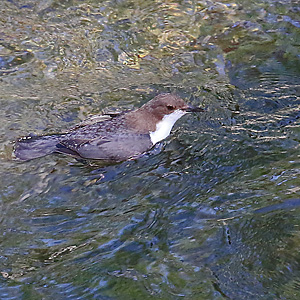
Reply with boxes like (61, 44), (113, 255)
(150, 110), (187, 145)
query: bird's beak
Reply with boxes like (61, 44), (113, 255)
(184, 105), (205, 112)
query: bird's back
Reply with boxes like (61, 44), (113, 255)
(15, 113), (152, 161)
(59, 115), (152, 160)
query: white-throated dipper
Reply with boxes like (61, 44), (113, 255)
(14, 93), (204, 161)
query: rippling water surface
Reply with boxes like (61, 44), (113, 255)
(0, 0), (299, 299)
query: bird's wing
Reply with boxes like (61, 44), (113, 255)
(57, 133), (152, 161)
(71, 112), (126, 130)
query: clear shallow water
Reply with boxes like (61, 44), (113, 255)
(0, 0), (299, 299)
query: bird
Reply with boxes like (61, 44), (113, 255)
(14, 93), (204, 162)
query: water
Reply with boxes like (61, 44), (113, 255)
(0, 0), (299, 299)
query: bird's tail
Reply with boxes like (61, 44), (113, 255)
(14, 134), (61, 161)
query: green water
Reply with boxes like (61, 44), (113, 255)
(0, 0), (299, 299)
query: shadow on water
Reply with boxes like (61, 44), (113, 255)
(0, 0), (300, 299)
(255, 198), (300, 215)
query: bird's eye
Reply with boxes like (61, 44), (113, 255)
(167, 105), (174, 111)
